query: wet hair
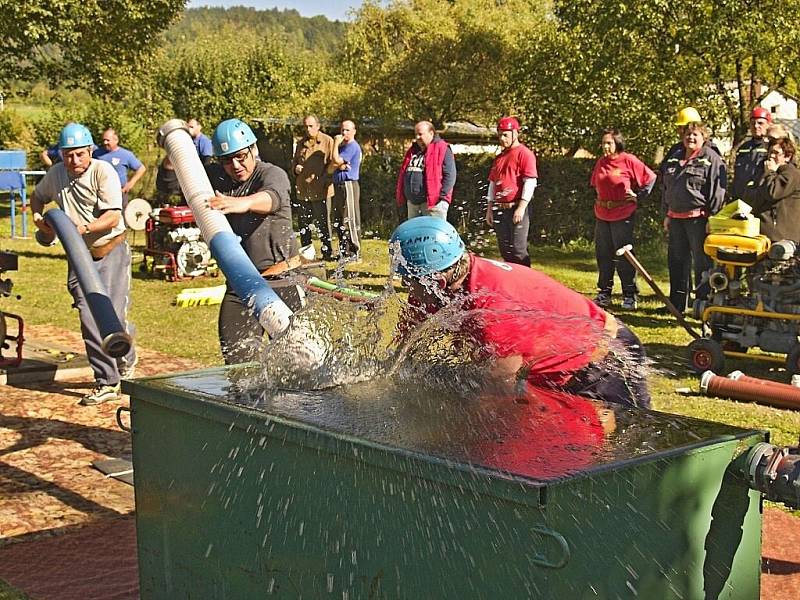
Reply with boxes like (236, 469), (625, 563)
(601, 128), (625, 153)
(684, 121), (711, 142)
(443, 252), (470, 286)
(770, 137), (795, 161)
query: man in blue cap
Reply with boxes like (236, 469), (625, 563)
(206, 118), (300, 363)
(390, 216), (650, 408)
(31, 122), (137, 406)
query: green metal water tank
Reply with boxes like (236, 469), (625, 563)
(123, 367), (765, 599)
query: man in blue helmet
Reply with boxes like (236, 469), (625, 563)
(31, 122), (137, 406)
(206, 118), (301, 363)
(390, 217), (650, 408)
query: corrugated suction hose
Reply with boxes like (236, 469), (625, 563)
(157, 119), (293, 336)
(43, 208), (132, 358)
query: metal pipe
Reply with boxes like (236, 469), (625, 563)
(615, 244), (701, 339)
(700, 370), (800, 410)
(157, 119), (293, 337)
(739, 442), (800, 509)
(43, 208), (132, 358)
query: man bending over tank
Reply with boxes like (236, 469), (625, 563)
(389, 217), (650, 408)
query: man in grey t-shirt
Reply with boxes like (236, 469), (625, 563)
(31, 122), (137, 406)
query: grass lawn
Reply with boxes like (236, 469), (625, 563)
(1, 199), (798, 449)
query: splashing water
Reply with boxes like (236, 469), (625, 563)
(235, 266), (654, 417)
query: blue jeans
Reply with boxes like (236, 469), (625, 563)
(563, 319), (651, 409)
(667, 217), (710, 312)
(407, 200), (449, 220)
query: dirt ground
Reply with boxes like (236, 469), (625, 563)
(0, 324), (798, 599)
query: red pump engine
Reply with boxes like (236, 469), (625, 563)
(140, 204), (217, 281)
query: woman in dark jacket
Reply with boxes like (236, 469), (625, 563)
(661, 122), (727, 312)
(744, 137), (800, 243)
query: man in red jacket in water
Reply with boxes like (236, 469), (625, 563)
(390, 216), (651, 408)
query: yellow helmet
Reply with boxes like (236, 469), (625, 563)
(675, 107), (702, 127)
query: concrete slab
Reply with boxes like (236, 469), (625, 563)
(0, 338), (93, 385)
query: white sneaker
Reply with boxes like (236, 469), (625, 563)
(118, 356), (138, 379)
(622, 296), (638, 310)
(80, 384), (120, 406)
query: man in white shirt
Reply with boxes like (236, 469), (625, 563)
(31, 122), (137, 406)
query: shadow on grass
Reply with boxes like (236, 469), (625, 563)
(615, 312), (682, 332)
(3, 248), (65, 262)
(642, 342), (696, 379)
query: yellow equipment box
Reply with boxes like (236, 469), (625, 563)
(704, 233), (771, 266)
(708, 200), (761, 236)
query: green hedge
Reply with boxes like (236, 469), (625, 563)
(357, 152), (664, 246)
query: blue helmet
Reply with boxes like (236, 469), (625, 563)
(58, 122), (94, 149)
(212, 119), (257, 157)
(389, 216), (465, 277)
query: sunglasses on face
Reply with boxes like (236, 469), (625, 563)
(220, 150), (251, 165)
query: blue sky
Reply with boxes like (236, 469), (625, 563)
(187, 0), (363, 21)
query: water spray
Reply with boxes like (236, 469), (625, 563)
(42, 209), (132, 358)
(157, 119), (293, 337)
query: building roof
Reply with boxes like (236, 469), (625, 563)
(774, 118), (800, 142)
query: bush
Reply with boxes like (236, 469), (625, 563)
(356, 151), (665, 247)
(0, 108), (36, 164)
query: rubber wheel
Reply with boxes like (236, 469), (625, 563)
(688, 338), (725, 374)
(785, 344), (800, 375)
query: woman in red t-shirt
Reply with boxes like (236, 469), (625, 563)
(589, 129), (656, 310)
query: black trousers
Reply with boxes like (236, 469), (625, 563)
(594, 216), (637, 297)
(297, 199), (332, 259)
(492, 205), (530, 267)
(218, 282), (305, 365)
(667, 217), (710, 312)
(563, 319), (651, 409)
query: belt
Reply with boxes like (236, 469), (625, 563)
(667, 208), (707, 219)
(90, 231), (127, 260)
(494, 201), (518, 210)
(596, 199), (635, 209)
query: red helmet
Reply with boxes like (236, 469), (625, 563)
(497, 116), (520, 132)
(751, 106), (772, 122)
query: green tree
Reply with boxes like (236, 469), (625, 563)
(0, 0), (186, 96)
(154, 27), (327, 126)
(543, 0), (800, 153)
(166, 7), (347, 55)
(343, 0), (547, 129)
